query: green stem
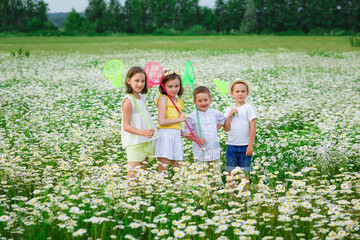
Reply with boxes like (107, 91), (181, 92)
(192, 84), (202, 138)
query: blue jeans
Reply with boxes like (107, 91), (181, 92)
(225, 145), (252, 172)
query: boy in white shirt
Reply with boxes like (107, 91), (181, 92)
(224, 80), (257, 188)
(185, 86), (226, 177)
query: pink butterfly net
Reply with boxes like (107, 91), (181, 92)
(145, 61), (164, 89)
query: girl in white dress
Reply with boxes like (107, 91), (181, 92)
(155, 70), (190, 174)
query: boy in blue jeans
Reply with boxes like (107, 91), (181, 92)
(224, 80), (257, 189)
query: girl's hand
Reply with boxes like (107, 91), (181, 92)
(142, 129), (155, 138)
(178, 113), (187, 122)
(229, 108), (238, 117)
(245, 145), (253, 156)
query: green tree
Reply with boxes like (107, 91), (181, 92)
(36, 0), (48, 23)
(0, 0), (25, 31)
(107, 0), (125, 32)
(25, 17), (43, 31)
(198, 6), (216, 31)
(214, 0), (229, 32)
(24, 0), (49, 31)
(346, 0), (360, 32)
(178, 0), (200, 31)
(148, 0), (177, 30)
(124, 0), (149, 33)
(240, 0), (257, 34)
(62, 9), (86, 32)
(85, 0), (107, 33)
(227, 0), (246, 31)
(254, 0), (277, 33)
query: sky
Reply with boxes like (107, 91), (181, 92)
(45, 0), (216, 13)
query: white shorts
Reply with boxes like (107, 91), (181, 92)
(155, 129), (183, 161)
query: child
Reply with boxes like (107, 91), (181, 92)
(155, 70), (189, 173)
(223, 80), (257, 188)
(121, 66), (157, 180)
(185, 86), (226, 176)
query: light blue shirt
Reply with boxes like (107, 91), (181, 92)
(184, 108), (226, 161)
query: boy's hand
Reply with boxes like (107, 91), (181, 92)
(229, 108), (238, 117)
(186, 133), (195, 141)
(143, 129), (155, 138)
(182, 132), (191, 138)
(245, 145), (253, 156)
(185, 133), (205, 145)
(198, 137), (205, 145)
(179, 113), (187, 122)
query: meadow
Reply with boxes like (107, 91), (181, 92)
(0, 36), (359, 239)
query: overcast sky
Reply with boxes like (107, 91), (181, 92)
(45, 0), (216, 13)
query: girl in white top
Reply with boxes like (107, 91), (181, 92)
(121, 66), (157, 179)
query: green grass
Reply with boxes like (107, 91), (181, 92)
(0, 35), (358, 55)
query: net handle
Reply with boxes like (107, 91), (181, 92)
(130, 94), (153, 130)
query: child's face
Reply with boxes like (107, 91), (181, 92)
(127, 73), (146, 93)
(230, 83), (249, 104)
(163, 78), (181, 98)
(193, 92), (212, 111)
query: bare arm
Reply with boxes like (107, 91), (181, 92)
(158, 96), (186, 126)
(223, 108), (237, 132)
(217, 123), (223, 131)
(187, 133), (205, 145)
(122, 98), (154, 138)
(245, 118), (256, 156)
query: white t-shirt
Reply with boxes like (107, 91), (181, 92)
(224, 103), (257, 146)
(121, 94), (157, 148)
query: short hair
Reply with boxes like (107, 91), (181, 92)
(193, 86), (211, 100)
(159, 70), (184, 97)
(229, 79), (250, 92)
(125, 66), (148, 94)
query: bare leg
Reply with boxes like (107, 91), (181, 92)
(158, 157), (170, 173)
(242, 173), (250, 191)
(170, 160), (182, 169)
(127, 162), (142, 180)
(227, 171), (235, 189)
(141, 157), (149, 170)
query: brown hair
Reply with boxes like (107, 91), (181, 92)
(159, 71), (184, 97)
(125, 66), (148, 94)
(193, 86), (211, 100)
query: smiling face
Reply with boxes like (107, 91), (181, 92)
(126, 73), (146, 94)
(163, 78), (181, 98)
(193, 92), (212, 111)
(230, 83), (249, 104)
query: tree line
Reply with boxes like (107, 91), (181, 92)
(1, 0), (359, 34)
(0, 0), (56, 32)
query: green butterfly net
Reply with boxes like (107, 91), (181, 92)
(182, 60), (195, 87)
(213, 79), (229, 96)
(103, 59), (125, 88)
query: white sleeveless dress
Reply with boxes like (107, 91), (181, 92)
(121, 94), (157, 149)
